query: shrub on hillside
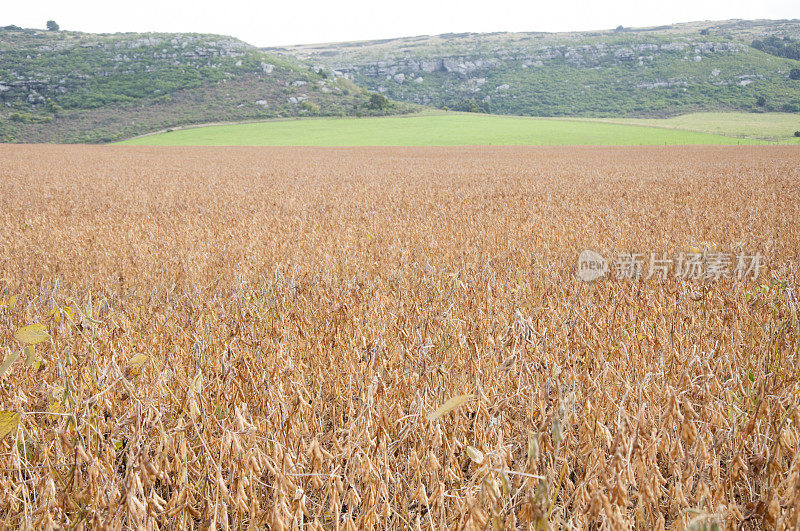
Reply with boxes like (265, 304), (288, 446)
(10, 112), (52, 123)
(367, 93), (390, 111)
(752, 36), (800, 60)
(299, 100), (321, 114)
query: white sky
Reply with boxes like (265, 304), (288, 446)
(2, 0), (798, 47)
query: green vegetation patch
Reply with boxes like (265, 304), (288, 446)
(119, 113), (769, 146)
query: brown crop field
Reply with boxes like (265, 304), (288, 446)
(1, 145), (799, 529)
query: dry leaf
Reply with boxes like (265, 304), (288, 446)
(24, 345), (35, 367)
(14, 324), (50, 345)
(427, 394), (472, 421)
(124, 354), (149, 379)
(190, 371), (203, 394)
(466, 445), (484, 464)
(0, 411), (20, 439)
(188, 371), (204, 418)
(0, 350), (20, 379)
(49, 386), (65, 415)
(500, 469), (512, 497)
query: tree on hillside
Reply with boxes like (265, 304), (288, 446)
(790, 68), (800, 80)
(367, 93), (390, 111)
(46, 20), (59, 31)
(752, 36), (800, 60)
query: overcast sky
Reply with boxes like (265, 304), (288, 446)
(2, 0), (798, 47)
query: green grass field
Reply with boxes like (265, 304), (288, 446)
(118, 113), (773, 146)
(583, 112), (800, 143)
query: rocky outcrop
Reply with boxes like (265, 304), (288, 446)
(269, 23), (799, 115)
(320, 40), (749, 86)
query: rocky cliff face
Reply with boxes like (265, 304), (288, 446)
(271, 20), (800, 116)
(325, 41), (754, 107)
(326, 41), (747, 78)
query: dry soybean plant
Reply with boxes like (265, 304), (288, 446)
(0, 145), (798, 528)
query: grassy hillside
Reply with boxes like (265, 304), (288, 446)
(0, 27), (416, 143)
(270, 19), (800, 118)
(118, 112), (769, 146)
(4, 21), (799, 143)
